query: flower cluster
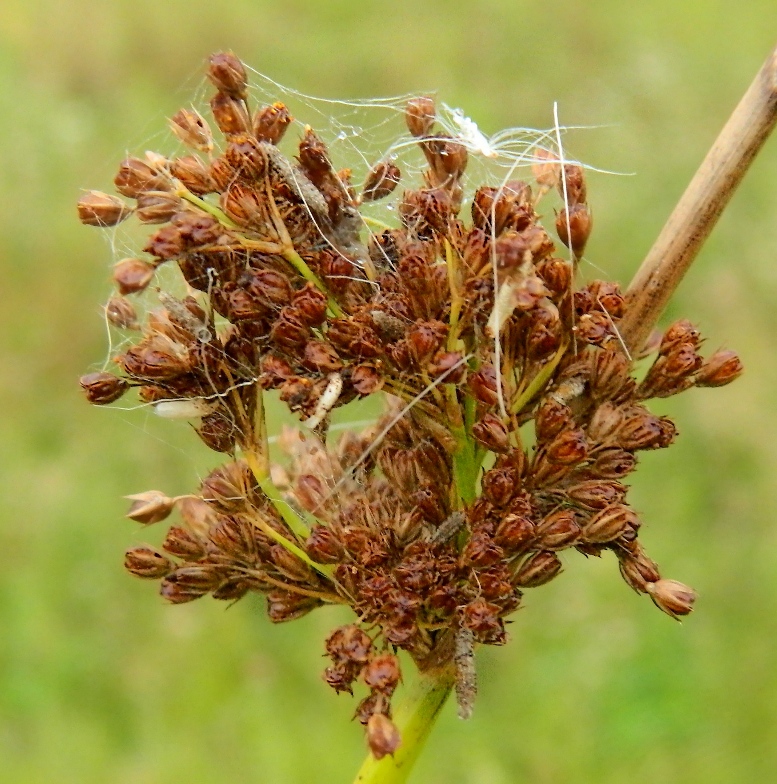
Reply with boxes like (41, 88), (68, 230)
(78, 52), (742, 760)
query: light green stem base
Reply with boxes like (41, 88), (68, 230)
(353, 668), (455, 784)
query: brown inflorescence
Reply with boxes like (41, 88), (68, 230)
(78, 52), (743, 758)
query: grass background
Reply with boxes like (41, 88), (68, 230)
(1, 2), (776, 782)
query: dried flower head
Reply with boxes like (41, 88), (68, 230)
(78, 52), (743, 768)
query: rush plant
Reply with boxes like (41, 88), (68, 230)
(78, 48), (776, 784)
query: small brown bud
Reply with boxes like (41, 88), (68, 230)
(125, 490), (175, 524)
(363, 654), (401, 695)
(253, 102), (293, 144)
(583, 504), (638, 543)
(660, 320), (701, 354)
(461, 598), (506, 644)
(77, 190), (132, 227)
(104, 296), (138, 330)
(197, 411), (237, 453)
(695, 350), (743, 387)
(367, 713), (401, 760)
(481, 467), (516, 507)
(169, 109), (213, 152)
(160, 572), (210, 604)
(210, 91), (250, 136)
(463, 530), (504, 567)
(618, 548), (661, 593)
(270, 544), (313, 582)
(646, 579), (696, 619)
(303, 341), (344, 373)
(536, 257), (572, 297)
(512, 550), (562, 587)
(587, 401), (625, 442)
(326, 624), (373, 664)
(135, 191), (182, 224)
(267, 590), (321, 622)
(178, 496), (218, 537)
(207, 52), (248, 99)
(405, 96), (436, 137)
(588, 448), (637, 479)
(113, 258), (156, 295)
(362, 161), (401, 202)
(559, 164), (587, 204)
(556, 203), (592, 256)
(79, 372), (128, 405)
(124, 546), (172, 579)
(472, 413), (510, 453)
(200, 461), (253, 510)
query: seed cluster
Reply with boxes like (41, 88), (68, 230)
(78, 52), (742, 760)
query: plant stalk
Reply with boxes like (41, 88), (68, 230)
(620, 43), (777, 355)
(353, 666), (455, 784)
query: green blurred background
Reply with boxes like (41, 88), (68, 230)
(1, 2), (776, 782)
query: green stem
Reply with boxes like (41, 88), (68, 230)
(353, 668), (455, 784)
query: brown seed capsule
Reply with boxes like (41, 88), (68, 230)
(405, 96), (436, 137)
(326, 624), (373, 664)
(535, 509), (580, 550)
(546, 429), (587, 465)
(210, 91), (250, 136)
(660, 319), (701, 354)
(207, 51), (248, 99)
(178, 496), (218, 537)
(159, 575), (209, 604)
(293, 283), (328, 326)
(367, 713), (401, 760)
(468, 365), (499, 407)
(587, 401), (625, 442)
(351, 364), (384, 395)
(114, 157), (166, 198)
(532, 147), (560, 189)
(567, 480), (626, 510)
(124, 490), (175, 524)
(253, 102), (293, 144)
(494, 514), (535, 550)
(559, 164), (587, 204)
(305, 524), (345, 564)
(197, 411), (237, 453)
(104, 296), (138, 330)
(556, 203), (592, 256)
(512, 551), (562, 587)
(303, 341), (343, 373)
(162, 525), (205, 559)
(77, 190), (132, 227)
(583, 504), (638, 543)
(481, 467), (516, 507)
(618, 547), (661, 593)
(124, 546), (172, 579)
(646, 579), (696, 619)
(267, 591), (321, 623)
(472, 413), (510, 453)
(363, 654), (401, 695)
(79, 372), (128, 405)
(225, 134), (268, 180)
(170, 155), (216, 195)
(201, 461), (253, 510)
(463, 530), (504, 567)
(112, 258), (156, 295)
(588, 448), (637, 480)
(135, 191), (182, 224)
(535, 400), (573, 442)
(362, 161), (401, 202)
(169, 109), (213, 152)
(695, 350), (743, 387)
(461, 598), (506, 644)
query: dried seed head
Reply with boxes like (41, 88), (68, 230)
(112, 258), (156, 295)
(169, 109), (213, 152)
(79, 372), (129, 405)
(367, 713), (401, 760)
(124, 546), (172, 579)
(77, 190), (132, 227)
(405, 96), (436, 137)
(162, 525), (206, 559)
(124, 490), (175, 524)
(583, 504), (638, 543)
(646, 579), (696, 619)
(207, 51), (248, 99)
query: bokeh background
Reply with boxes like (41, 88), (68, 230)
(1, 2), (776, 782)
